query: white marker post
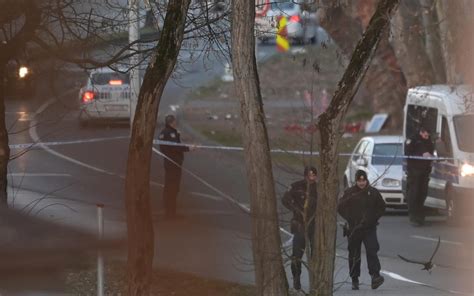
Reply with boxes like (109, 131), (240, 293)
(97, 204), (105, 296)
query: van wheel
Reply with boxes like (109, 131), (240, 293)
(446, 186), (460, 226)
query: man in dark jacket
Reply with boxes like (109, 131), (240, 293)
(405, 126), (434, 226)
(159, 114), (193, 218)
(282, 166), (318, 290)
(338, 170), (386, 290)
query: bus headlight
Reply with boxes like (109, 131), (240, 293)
(382, 178), (400, 187)
(461, 163), (474, 177)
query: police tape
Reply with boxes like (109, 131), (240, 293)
(8, 137), (455, 161)
(153, 139), (456, 161)
(8, 136), (130, 150)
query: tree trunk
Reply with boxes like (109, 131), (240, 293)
(419, 0), (446, 83)
(231, 1), (289, 295)
(124, 0), (190, 294)
(0, 0), (40, 207)
(435, 0), (473, 84)
(390, 0), (436, 87)
(318, 0), (406, 128)
(310, 1), (399, 295)
(0, 64), (9, 207)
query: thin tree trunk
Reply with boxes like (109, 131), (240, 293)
(310, 1), (399, 295)
(390, 0), (436, 87)
(231, 0), (289, 295)
(0, 0), (40, 207)
(124, 0), (190, 294)
(0, 64), (8, 206)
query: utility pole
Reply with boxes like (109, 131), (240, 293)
(129, 0), (140, 128)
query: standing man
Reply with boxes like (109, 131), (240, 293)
(405, 126), (434, 226)
(159, 114), (193, 218)
(282, 166), (318, 290)
(338, 170), (386, 290)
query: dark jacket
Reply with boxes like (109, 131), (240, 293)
(405, 135), (434, 173)
(337, 185), (385, 231)
(159, 125), (189, 166)
(282, 180), (318, 225)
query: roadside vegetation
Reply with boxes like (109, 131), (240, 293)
(67, 262), (257, 296)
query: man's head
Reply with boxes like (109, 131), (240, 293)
(165, 114), (177, 128)
(355, 170), (368, 189)
(419, 126), (430, 140)
(304, 166), (317, 183)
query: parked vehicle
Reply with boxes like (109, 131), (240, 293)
(402, 85), (474, 222)
(255, 0), (317, 44)
(344, 135), (406, 209)
(78, 67), (131, 126)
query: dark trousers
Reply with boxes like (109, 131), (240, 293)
(347, 228), (381, 279)
(291, 221), (314, 278)
(407, 170), (430, 223)
(163, 163), (182, 215)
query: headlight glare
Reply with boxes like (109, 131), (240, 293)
(461, 163), (474, 177)
(19, 66), (29, 79)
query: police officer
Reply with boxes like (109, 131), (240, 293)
(159, 114), (194, 218)
(282, 166), (318, 290)
(338, 170), (385, 290)
(405, 126), (434, 226)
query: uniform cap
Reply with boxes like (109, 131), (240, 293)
(304, 166), (317, 176)
(355, 170), (368, 181)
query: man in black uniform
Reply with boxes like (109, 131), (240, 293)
(282, 166), (318, 290)
(405, 126), (434, 226)
(338, 170), (386, 290)
(159, 114), (193, 218)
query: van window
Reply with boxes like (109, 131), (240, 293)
(406, 105), (438, 140)
(436, 117), (454, 161)
(454, 114), (474, 153)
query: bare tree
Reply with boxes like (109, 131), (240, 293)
(419, 0), (446, 83)
(309, 1), (399, 295)
(124, 0), (191, 294)
(0, 0), (41, 207)
(231, 0), (289, 295)
(390, 0), (435, 87)
(318, 0), (406, 128)
(435, 0), (473, 84)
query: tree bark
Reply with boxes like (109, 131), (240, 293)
(310, 1), (399, 295)
(0, 0), (40, 207)
(231, 0), (289, 295)
(435, 0), (473, 84)
(0, 65), (9, 206)
(390, 0), (436, 87)
(419, 0), (446, 83)
(124, 0), (190, 294)
(318, 0), (406, 128)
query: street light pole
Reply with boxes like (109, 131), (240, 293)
(129, 0), (140, 128)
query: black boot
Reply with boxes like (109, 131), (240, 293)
(371, 274), (384, 290)
(351, 277), (359, 290)
(293, 277), (301, 290)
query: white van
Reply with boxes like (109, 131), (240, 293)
(402, 85), (474, 222)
